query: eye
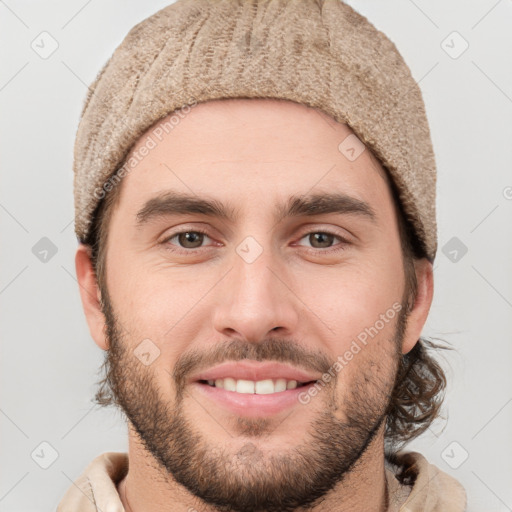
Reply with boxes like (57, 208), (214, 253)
(162, 229), (214, 252)
(160, 228), (350, 256)
(295, 231), (349, 253)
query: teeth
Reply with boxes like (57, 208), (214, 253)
(255, 379), (274, 394)
(236, 379), (255, 394)
(204, 377), (308, 394)
(224, 377), (236, 392)
(275, 378), (287, 392)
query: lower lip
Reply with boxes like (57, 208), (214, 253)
(190, 382), (315, 417)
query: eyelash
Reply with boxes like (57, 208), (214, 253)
(160, 228), (349, 256)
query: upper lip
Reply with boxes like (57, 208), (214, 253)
(189, 361), (321, 384)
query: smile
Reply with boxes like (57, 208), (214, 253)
(200, 378), (312, 394)
(189, 360), (321, 417)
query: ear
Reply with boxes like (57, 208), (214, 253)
(401, 258), (434, 355)
(75, 244), (109, 350)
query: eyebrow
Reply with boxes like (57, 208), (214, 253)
(135, 190), (377, 227)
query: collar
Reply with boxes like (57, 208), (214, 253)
(57, 450), (467, 511)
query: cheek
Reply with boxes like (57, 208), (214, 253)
(299, 258), (404, 347)
(108, 265), (214, 370)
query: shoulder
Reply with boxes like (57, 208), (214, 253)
(386, 450), (467, 512)
(56, 452), (128, 512)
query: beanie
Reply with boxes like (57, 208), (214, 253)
(73, 0), (437, 261)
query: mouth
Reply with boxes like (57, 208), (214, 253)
(198, 377), (315, 394)
(188, 361), (320, 418)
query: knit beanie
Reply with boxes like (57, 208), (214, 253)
(73, 0), (437, 262)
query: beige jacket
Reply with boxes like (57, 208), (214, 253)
(57, 450), (467, 511)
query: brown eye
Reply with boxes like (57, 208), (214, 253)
(307, 232), (336, 249)
(295, 230), (349, 255)
(162, 230), (214, 253)
(175, 231), (206, 249)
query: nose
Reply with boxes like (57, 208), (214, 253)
(212, 243), (300, 343)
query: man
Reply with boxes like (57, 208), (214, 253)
(58, 0), (467, 510)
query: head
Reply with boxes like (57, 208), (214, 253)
(76, 98), (447, 511)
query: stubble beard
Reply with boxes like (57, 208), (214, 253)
(100, 290), (404, 512)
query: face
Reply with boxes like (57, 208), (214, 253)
(88, 98), (418, 511)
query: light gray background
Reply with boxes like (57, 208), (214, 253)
(1, 1), (511, 511)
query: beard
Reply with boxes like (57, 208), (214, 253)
(98, 288), (405, 512)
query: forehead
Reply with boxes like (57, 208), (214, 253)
(114, 98), (394, 218)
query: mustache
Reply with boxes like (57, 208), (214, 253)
(172, 338), (333, 391)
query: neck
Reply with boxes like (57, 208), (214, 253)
(118, 422), (391, 512)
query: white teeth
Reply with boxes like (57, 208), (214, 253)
(236, 379), (255, 394)
(224, 377), (236, 392)
(275, 378), (287, 392)
(205, 377), (307, 394)
(255, 379), (274, 394)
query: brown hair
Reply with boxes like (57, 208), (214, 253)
(84, 164), (451, 452)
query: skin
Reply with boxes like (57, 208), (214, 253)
(76, 98), (433, 512)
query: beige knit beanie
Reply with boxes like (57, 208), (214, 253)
(73, 0), (438, 262)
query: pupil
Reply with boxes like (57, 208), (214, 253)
(312, 233), (332, 248)
(180, 232), (203, 248)
(177, 232), (333, 249)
